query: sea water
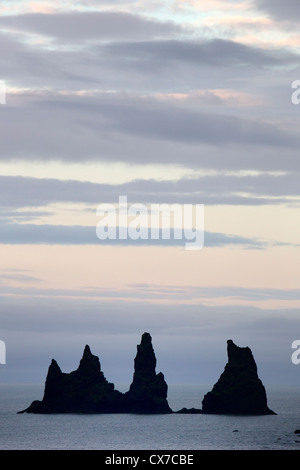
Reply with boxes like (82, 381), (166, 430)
(0, 383), (300, 450)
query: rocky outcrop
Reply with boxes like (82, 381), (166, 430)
(19, 345), (125, 413)
(201, 340), (276, 415)
(176, 407), (202, 414)
(18, 336), (276, 416)
(18, 333), (172, 414)
(124, 332), (172, 414)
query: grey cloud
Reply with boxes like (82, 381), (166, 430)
(2, 10), (297, 73)
(0, 222), (97, 245)
(0, 175), (115, 208)
(0, 11), (183, 42)
(0, 220), (264, 249)
(255, 0), (300, 22)
(1, 171), (300, 211)
(1, 23), (298, 93)
(0, 268), (43, 286)
(147, 171), (300, 201)
(0, 31), (88, 88)
(0, 24), (298, 178)
(0, 209), (54, 223)
(0, 272), (42, 284)
(0, 94), (298, 167)
(98, 38), (299, 94)
(98, 99), (297, 148)
(106, 38), (295, 69)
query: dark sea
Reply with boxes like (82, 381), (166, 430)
(0, 383), (300, 450)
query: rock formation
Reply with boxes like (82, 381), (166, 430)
(18, 333), (172, 414)
(176, 407), (202, 414)
(201, 340), (276, 415)
(19, 344), (125, 413)
(124, 332), (172, 413)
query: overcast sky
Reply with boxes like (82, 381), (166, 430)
(1, 0), (300, 392)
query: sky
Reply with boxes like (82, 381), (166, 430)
(0, 0), (300, 392)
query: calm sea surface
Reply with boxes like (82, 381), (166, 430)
(0, 383), (300, 450)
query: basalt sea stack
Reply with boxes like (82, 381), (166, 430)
(201, 340), (275, 415)
(124, 332), (172, 413)
(18, 332), (172, 414)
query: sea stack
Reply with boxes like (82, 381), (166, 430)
(18, 345), (124, 413)
(125, 332), (172, 413)
(201, 340), (276, 415)
(18, 333), (172, 414)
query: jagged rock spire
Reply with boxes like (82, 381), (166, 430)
(131, 332), (157, 384)
(76, 344), (103, 382)
(125, 332), (172, 414)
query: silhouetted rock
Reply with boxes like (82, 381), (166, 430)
(201, 340), (276, 415)
(18, 333), (172, 414)
(124, 332), (172, 413)
(176, 407), (202, 414)
(18, 345), (125, 413)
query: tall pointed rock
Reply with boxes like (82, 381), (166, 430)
(201, 340), (275, 415)
(75, 344), (104, 384)
(125, 332), (172, 413)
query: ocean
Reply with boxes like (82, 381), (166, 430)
(0, 383), (300, 450)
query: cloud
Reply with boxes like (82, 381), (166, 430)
(1, 92), (299, 169)
(0, 14), (299, 175)
(1, 19), (298, 91)
(0, 11), (183, 42)
(0, 175), (115, 208)
(0, 220), (265, 249)
(97, 98), (297, 148)
(106, 37), (295, 69)
(0, 268), (42, 284)
(1, 172), (300, 211)
(255, 0), (300, 23)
